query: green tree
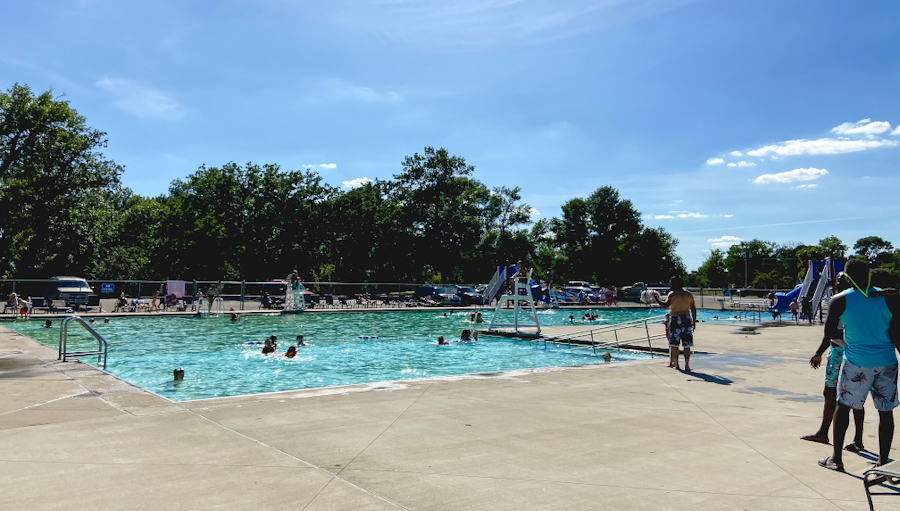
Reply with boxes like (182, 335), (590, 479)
(853, 236), (894, 265)
(0, 83), (122, 277)
(696, 249), (728, 287)
(391, 147), (489, 282)
(724, 239), (776, 288)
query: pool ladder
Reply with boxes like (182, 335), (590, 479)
(58, 315), (108, 367)
(528, 316), (669, 356)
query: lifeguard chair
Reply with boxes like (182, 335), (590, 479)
(487, 270), (541, 335)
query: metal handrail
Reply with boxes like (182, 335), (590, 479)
(58, 315), (108, 367)
(504, 314), (670, 357)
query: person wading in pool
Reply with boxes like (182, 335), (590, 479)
(817, 259), (900, 472)
(652, 276), (697, 371)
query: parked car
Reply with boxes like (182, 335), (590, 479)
(622, 282), (670, 297)
(45, 276), (95, 306)
(456, 286), (486, 305)
(413, 285), (438, 300)
(434, 287), (462, 306)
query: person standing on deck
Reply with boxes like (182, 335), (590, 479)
(817, 259), (900, 472)
(652, 276), (697, 371)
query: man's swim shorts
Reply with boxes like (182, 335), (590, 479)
(825, 345), (844, 388)
(667, 315), (693, 348)
(837, 359), (899, 411)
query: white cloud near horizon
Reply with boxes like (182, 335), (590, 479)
(304, 163), (337, 169)
(831, 118), (892, 137)
(342, 176), (372, 188)
(708, 235), (744, 248)
(745, 138), (897, 157)
(705, 157), (724, 165)
(754, 167), (828, 184)
(892, 126), (900, 136)
(727, 161), (756, 167)
(795, 184), (818, 189)
(95, 78), (183, 120)
(651, 211), (733, 219)
(303, 79), (402, 105)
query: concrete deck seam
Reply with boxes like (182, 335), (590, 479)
(0, 390), (91, 417)
(335, 467), (843, 500)
(182, 401), (412, 510)
(644, 360), (832, 502)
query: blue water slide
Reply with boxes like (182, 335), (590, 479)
(772, 285), (802, 312)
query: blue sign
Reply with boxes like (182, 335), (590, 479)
(101, 283), (115, 294)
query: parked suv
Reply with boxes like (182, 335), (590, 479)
(45, 276), (94, 306)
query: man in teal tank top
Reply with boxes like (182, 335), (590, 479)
(818, 259), (900, 472)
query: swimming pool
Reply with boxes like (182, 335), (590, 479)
(9, 308), (728, 402)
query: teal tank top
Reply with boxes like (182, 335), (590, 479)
(840, 288), (896, 367)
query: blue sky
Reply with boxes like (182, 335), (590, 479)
(3, 0), (898, 271)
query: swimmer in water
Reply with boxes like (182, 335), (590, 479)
(284, 346), (297, 358)
(166, 368), (185, 387)
(103, 318), (110, 324)
(262, 338), (275, 354)
(231, 313), (240, 322)
(437, 336), (449, 345)
(475, 312), (484, 323)
(569, 315), (574, 322)
(42, 319), (52, 328)
(269, 335), (278, 349)
(602, 353), (612, 362)
(459, 329), (473, 342)
(296, 334), (306, 347)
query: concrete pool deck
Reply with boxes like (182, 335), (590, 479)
(1, 320), (896, 510)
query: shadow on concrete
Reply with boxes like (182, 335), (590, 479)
(683, 370), (733, 385)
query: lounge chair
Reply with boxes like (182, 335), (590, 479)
(863, 459), (900, 510)
(28, 297), (46, 313)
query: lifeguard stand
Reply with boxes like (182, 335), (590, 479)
(488, 273), (541, 335)
(283, 282), (307, 312)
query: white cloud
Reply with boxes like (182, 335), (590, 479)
(341, 177), (372, 189)
(831, 118), (892, 137)
(319, 163), (337, 169)
(528, 207), (540, 216)
(753, 167), (828, 184)
(730, 151), (743, 157)
(745, 138), (896, 157)
(722, 214), (734, 218)
(705, 157), (724, 165)
(892, 126), (900, 136)
(726, 161), (756, 167)
(708, 235), (744, 248)
(95, 78), (182, 120)
(795, 184), (818, 189)
(653, 214), (675, 219)
(674, 211), (708, 218)
(304, 79), (402, 105)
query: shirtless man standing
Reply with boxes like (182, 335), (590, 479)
(653, 276), (697, 371)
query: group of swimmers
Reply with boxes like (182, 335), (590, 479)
(261, 334), (307, 357)
(568, 313), (600, 322)
(436, 329), (478, 345)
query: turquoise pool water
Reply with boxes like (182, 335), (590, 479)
(9, 308), (729, 402)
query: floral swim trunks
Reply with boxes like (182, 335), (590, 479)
(825, 345), (844, 388)
(667, 315), (693, 348)
(837, 359), (900, 411)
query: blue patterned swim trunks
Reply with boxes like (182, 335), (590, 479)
(667, 315), (693, 348)
(825, 345), (844, 388)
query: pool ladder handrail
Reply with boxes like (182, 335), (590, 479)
(530, 315), (670, 356)
(58, 315), (108, 367)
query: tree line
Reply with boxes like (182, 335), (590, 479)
(2, 83), (895, 288)
(688, 235), (898, 289)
